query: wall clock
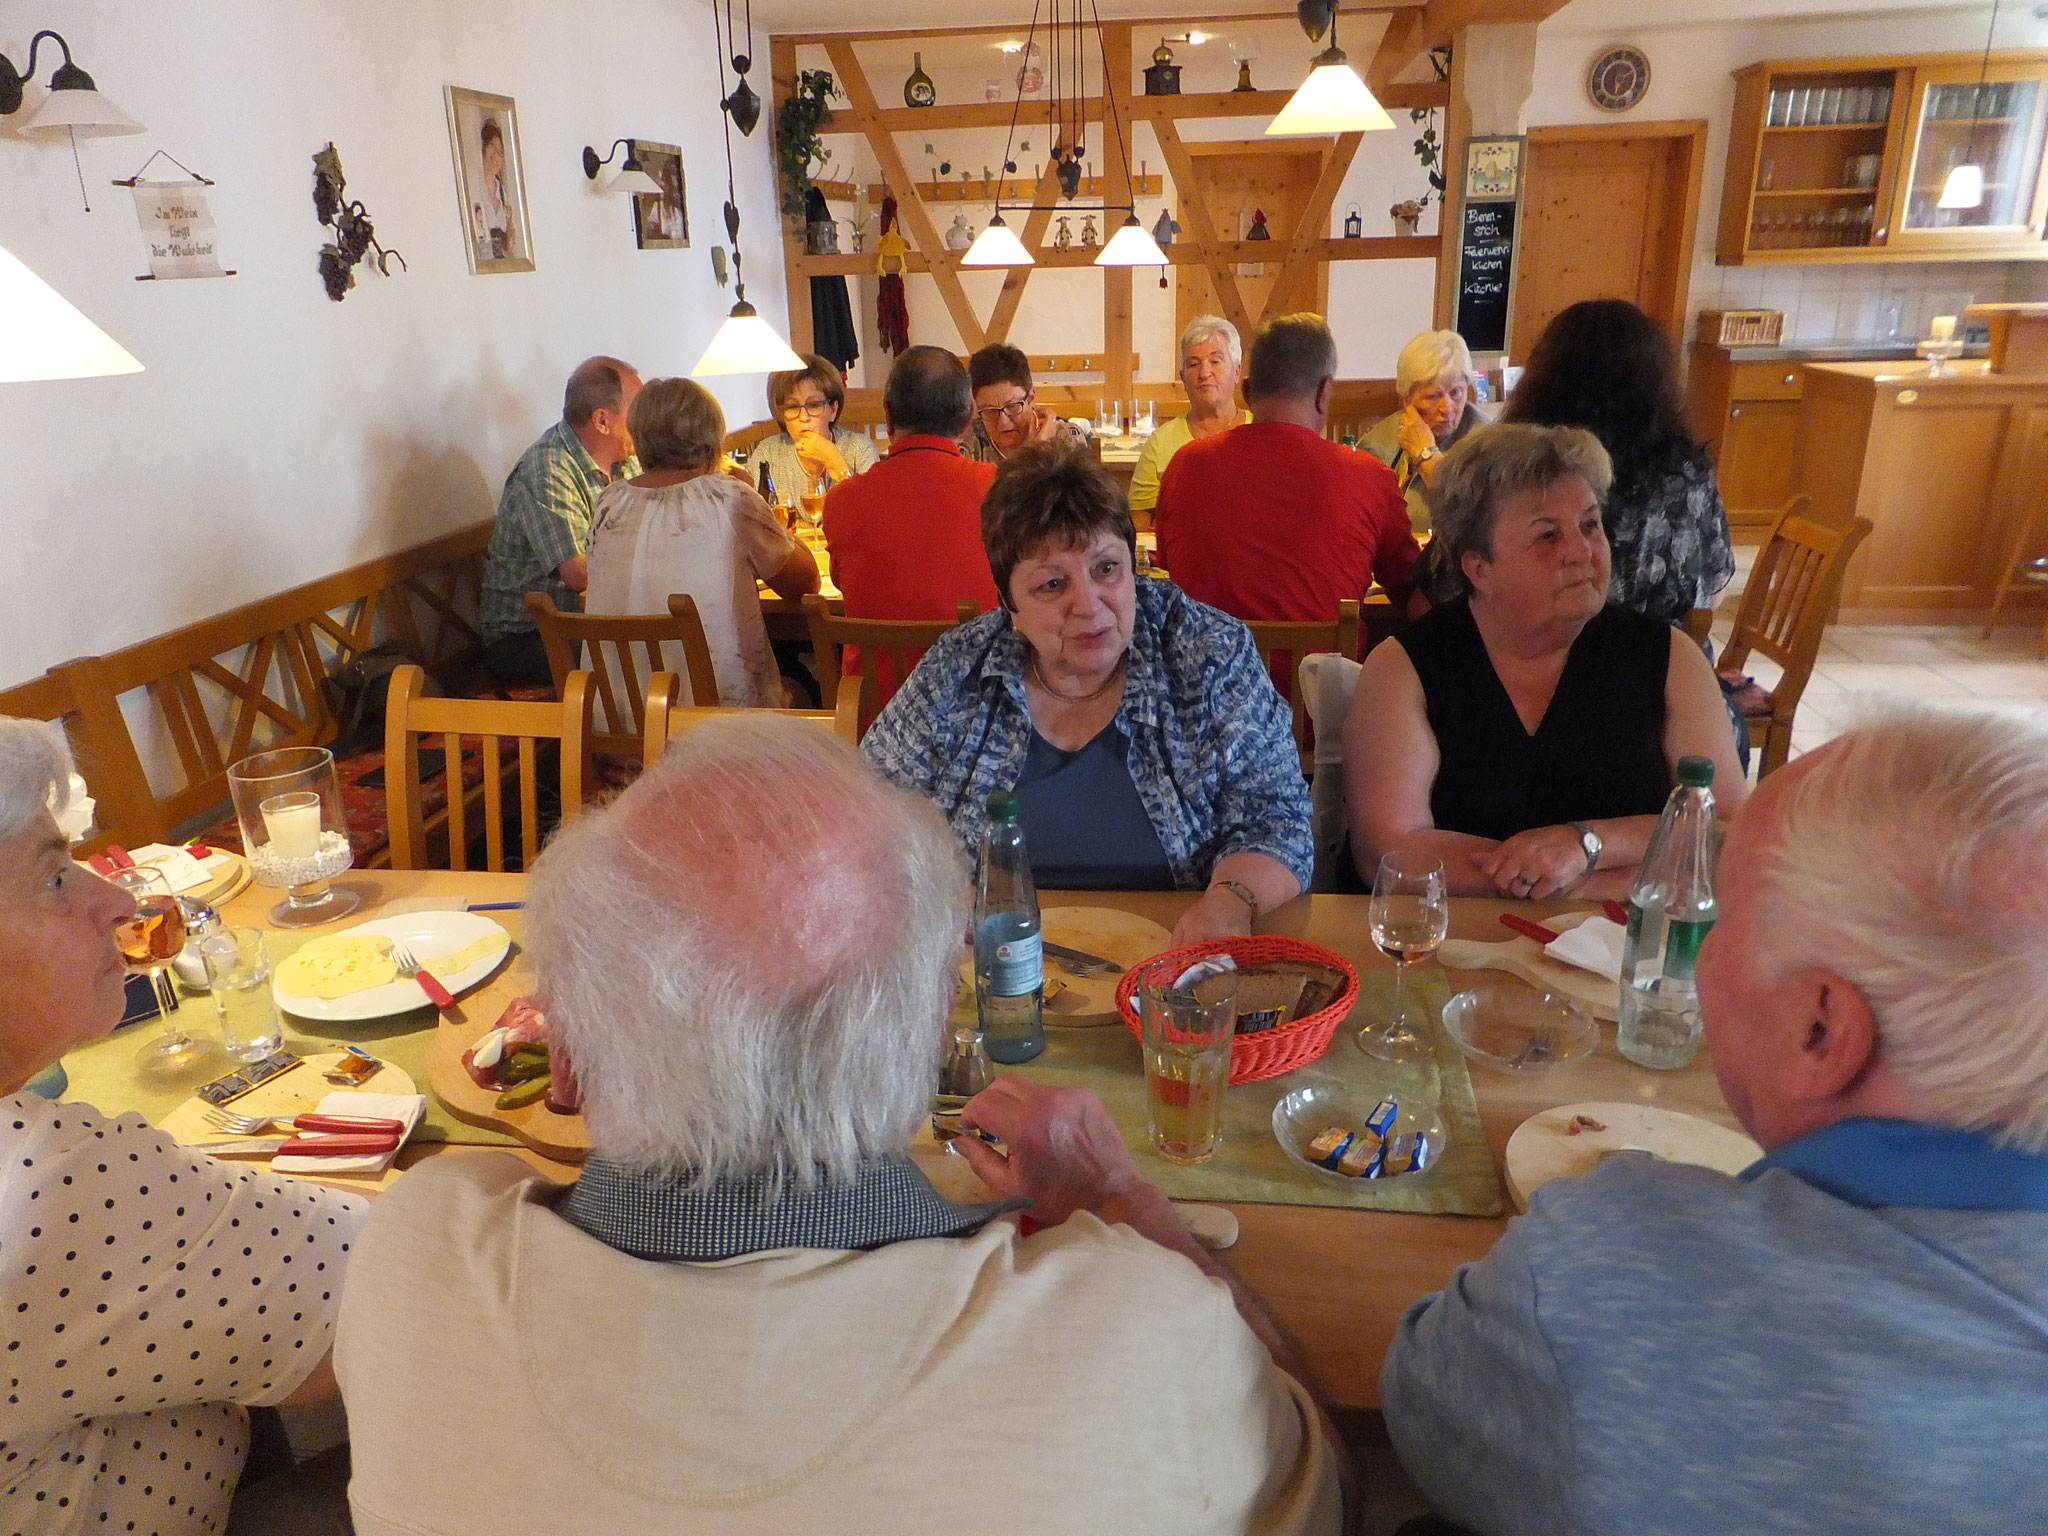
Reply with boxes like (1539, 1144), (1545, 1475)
(1587, 45), (1650, 112)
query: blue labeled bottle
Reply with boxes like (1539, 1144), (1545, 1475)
(975, 792), (1045, 1063)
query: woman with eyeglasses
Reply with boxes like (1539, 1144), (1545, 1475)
(964, 345), (1091, 464)
(750, 355), (880, 508)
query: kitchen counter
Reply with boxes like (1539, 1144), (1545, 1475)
(1718, 340), (1987, 363)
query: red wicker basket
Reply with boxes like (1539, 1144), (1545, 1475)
(1116, 935), (1360, 1085)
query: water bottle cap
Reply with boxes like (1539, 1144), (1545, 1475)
(1677, 755), (1715, 788)
(986, 792), (1020, 823)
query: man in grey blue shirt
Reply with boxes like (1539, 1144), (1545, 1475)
(1383, 706), (2048, 1535)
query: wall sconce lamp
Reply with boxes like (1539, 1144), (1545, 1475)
(582, 139), (663, 196)
(0, 30), (143, 136)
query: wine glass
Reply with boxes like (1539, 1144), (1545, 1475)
(111, 867), (219, 1079)
(1361, 851), (1450, 1062)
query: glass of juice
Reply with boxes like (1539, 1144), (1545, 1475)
(1139, 972), (1238, 1164)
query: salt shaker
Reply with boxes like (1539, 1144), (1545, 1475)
(170, 897), (222, 992)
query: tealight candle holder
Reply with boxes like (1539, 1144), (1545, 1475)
(227, 746), (359, 927)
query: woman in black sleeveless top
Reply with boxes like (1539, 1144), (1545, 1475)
(1341, 424), (1746, 901)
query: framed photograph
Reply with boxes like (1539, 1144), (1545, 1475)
(630, 140), (689, 251)
(1463, 136), (1524, 203)
(445, 86), (534, 274)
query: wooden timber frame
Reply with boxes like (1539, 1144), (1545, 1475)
(770, 8), (1459, 404)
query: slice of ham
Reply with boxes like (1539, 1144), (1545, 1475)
(461, 996), (551, 1092)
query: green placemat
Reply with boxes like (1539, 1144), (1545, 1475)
(962, 968), (1502, 1217)
(61, 934), (518, 1147)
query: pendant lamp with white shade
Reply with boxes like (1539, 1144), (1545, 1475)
(0, 241), (144, 383)
(962, 212), (1035, 267)
(1267, 4), (1395, 137)
(1094, 213), (1168, 267)
(1937, 0), (2004, 213)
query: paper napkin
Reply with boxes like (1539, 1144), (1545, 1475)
(1543, 916), (1629, 982)
(271, 1090), (426, 1176)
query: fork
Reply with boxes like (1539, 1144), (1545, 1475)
(203, 1107), (406, 1136)
(389, 943), (456, 1009)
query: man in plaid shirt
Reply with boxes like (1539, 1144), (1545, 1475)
(478, 356), (642, 685)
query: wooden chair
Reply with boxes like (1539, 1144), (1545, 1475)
(383, 664), (593, 871)
(802, 594), (980, 738)
(641, 672), (856, 758)
(524, 592), (719, 756)
(1716, 502), (1874, 778)
(1245, 600), (1362, 774)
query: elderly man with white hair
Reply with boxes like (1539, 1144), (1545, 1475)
(335, 714), (1343, 1535)
(0, 716), (366, 1533)
(1380, 707), (2048, 1535)
(1357, 329), (1484, 536)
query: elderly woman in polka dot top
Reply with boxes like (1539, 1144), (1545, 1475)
(0, 716), (367, 1534)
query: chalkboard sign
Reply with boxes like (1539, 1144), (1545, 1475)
(1455, 199), (1517, 355)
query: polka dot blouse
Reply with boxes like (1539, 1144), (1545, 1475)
(1, 1094), (366, 1535)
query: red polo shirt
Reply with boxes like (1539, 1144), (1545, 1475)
(1155, 420), (1420, 631)
(821, 434), (1000, 702)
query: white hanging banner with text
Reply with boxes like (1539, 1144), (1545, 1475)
(129, 180), (226, 279)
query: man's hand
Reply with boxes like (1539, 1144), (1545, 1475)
(1476, 823), (1589, 900)
(955, 1077), (1169, 1230)
(1396, 405), (1438, 463)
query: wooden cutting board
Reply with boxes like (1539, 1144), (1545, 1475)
(1438, 910), (1621, 1022)
(955, 906), (1175, 1028)
(1505, 1101), (1762, 1211)
(427, 1014), (590, 1162)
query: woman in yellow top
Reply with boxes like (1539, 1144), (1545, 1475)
(1128, 315), (1252, 513)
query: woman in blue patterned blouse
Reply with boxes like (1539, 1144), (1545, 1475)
(861, 444), (1313, 945)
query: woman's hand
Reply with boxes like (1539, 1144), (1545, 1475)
(1476, 824), (1590, 900)
(1028, 405), (1066, 445)
(793, 428), (851, 484)
(1396, 405), (1438, 462)
(1170, 885), (1257, 947)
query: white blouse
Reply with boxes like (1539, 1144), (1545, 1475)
(0, 1095), (366, 1535)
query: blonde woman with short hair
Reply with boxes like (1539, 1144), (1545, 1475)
(1357, 329), (1483, 534)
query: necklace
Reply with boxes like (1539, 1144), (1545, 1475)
(1029, 651), (1126, 704)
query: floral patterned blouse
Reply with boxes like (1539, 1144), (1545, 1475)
(1603, 456), (1736, 626)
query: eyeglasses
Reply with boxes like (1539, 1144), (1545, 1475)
(977, 398), (1034, 424)
(782, 396), (832, 419)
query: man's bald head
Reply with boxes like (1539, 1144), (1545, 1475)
(563, 356), (638, 428)
(524, 715), (968, 1183)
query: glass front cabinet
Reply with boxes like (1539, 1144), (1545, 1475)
(1718, 51), (2048, 264)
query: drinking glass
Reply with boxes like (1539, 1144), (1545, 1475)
(1096, 398), (1122, 437)
(202, 927), (285, 1062)
(112, 867), (219, 1079)
(1139, 972), (1237, 1164)
(228, 746), (359, 928)
(1361, 852), (1449, 1062)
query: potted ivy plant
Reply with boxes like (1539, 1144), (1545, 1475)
(777, 70), (838, 219)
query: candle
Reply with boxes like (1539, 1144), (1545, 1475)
(1930, 315), (1957, 342)
(260, 791), (323, 859)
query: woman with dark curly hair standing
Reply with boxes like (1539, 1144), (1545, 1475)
(1501, 298), (1735, 628)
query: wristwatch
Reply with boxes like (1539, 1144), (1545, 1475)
(1566, 821), (1602, 880)
(1414, 444), (1440, 462)
(1212, 879), (1259, 920)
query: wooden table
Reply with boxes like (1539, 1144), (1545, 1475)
(198, 871), (1737, 1411)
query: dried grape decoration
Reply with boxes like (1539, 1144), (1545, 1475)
(312, 143), (406, 302)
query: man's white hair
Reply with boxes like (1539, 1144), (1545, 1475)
(1179, 314), (1242, 370)
(0, 717), (73, 845)
(1752, 706), (2048, 1151)
(1396, 329), (1475, 400)
(523, 714), (969, 1186)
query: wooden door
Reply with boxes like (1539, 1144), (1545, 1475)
(1176, 141), (1329, 338)
(1510, 122), (1707, 354)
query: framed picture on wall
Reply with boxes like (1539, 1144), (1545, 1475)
(630, 140), (689, 251)
(445, 86), (535, 274)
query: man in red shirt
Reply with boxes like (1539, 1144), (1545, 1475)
(1156, 315), (1424, 666)
(822, 346), (1000, 703)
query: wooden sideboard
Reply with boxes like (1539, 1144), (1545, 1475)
(1794, 359), (2048, 618)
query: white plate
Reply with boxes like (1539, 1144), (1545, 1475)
(273, 911), (512, 1023)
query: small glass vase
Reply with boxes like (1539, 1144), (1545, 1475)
(227, 746), (360, 928)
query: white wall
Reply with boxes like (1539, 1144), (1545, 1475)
(0, 0), (788, 686)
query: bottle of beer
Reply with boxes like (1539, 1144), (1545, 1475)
(974, 793), (1044, 1063)
(757, 458), (776, 505)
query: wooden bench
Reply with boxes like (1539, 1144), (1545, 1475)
(17, 521), (493, 862)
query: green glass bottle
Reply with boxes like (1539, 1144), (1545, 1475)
(905, 53), (936, 109)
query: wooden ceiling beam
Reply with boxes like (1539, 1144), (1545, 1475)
(820, 83), (1446, 135)
(1149, 116), (1253, 343)
(1417, 0), (1575, 48)
(1257, 131), (1365, 330)
(777, 7), (1425, 46)
(983, 159), (1067, 345)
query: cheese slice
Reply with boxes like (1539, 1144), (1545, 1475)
(276, 935), (398, 999)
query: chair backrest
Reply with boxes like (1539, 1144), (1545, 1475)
(525, 592), (719, 753)
(383, 663), (593, 871)
(721, 419), (783, 456)
(1243, 600), (1361, 768)
(802, 594), (979, 736)
(1719, 502), (1874, 704)
(641, 672), (856, 758)
(1298, 651), (1365, 892)
(1325, 379), (1403, 444)
(0, 669), (115, 855)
